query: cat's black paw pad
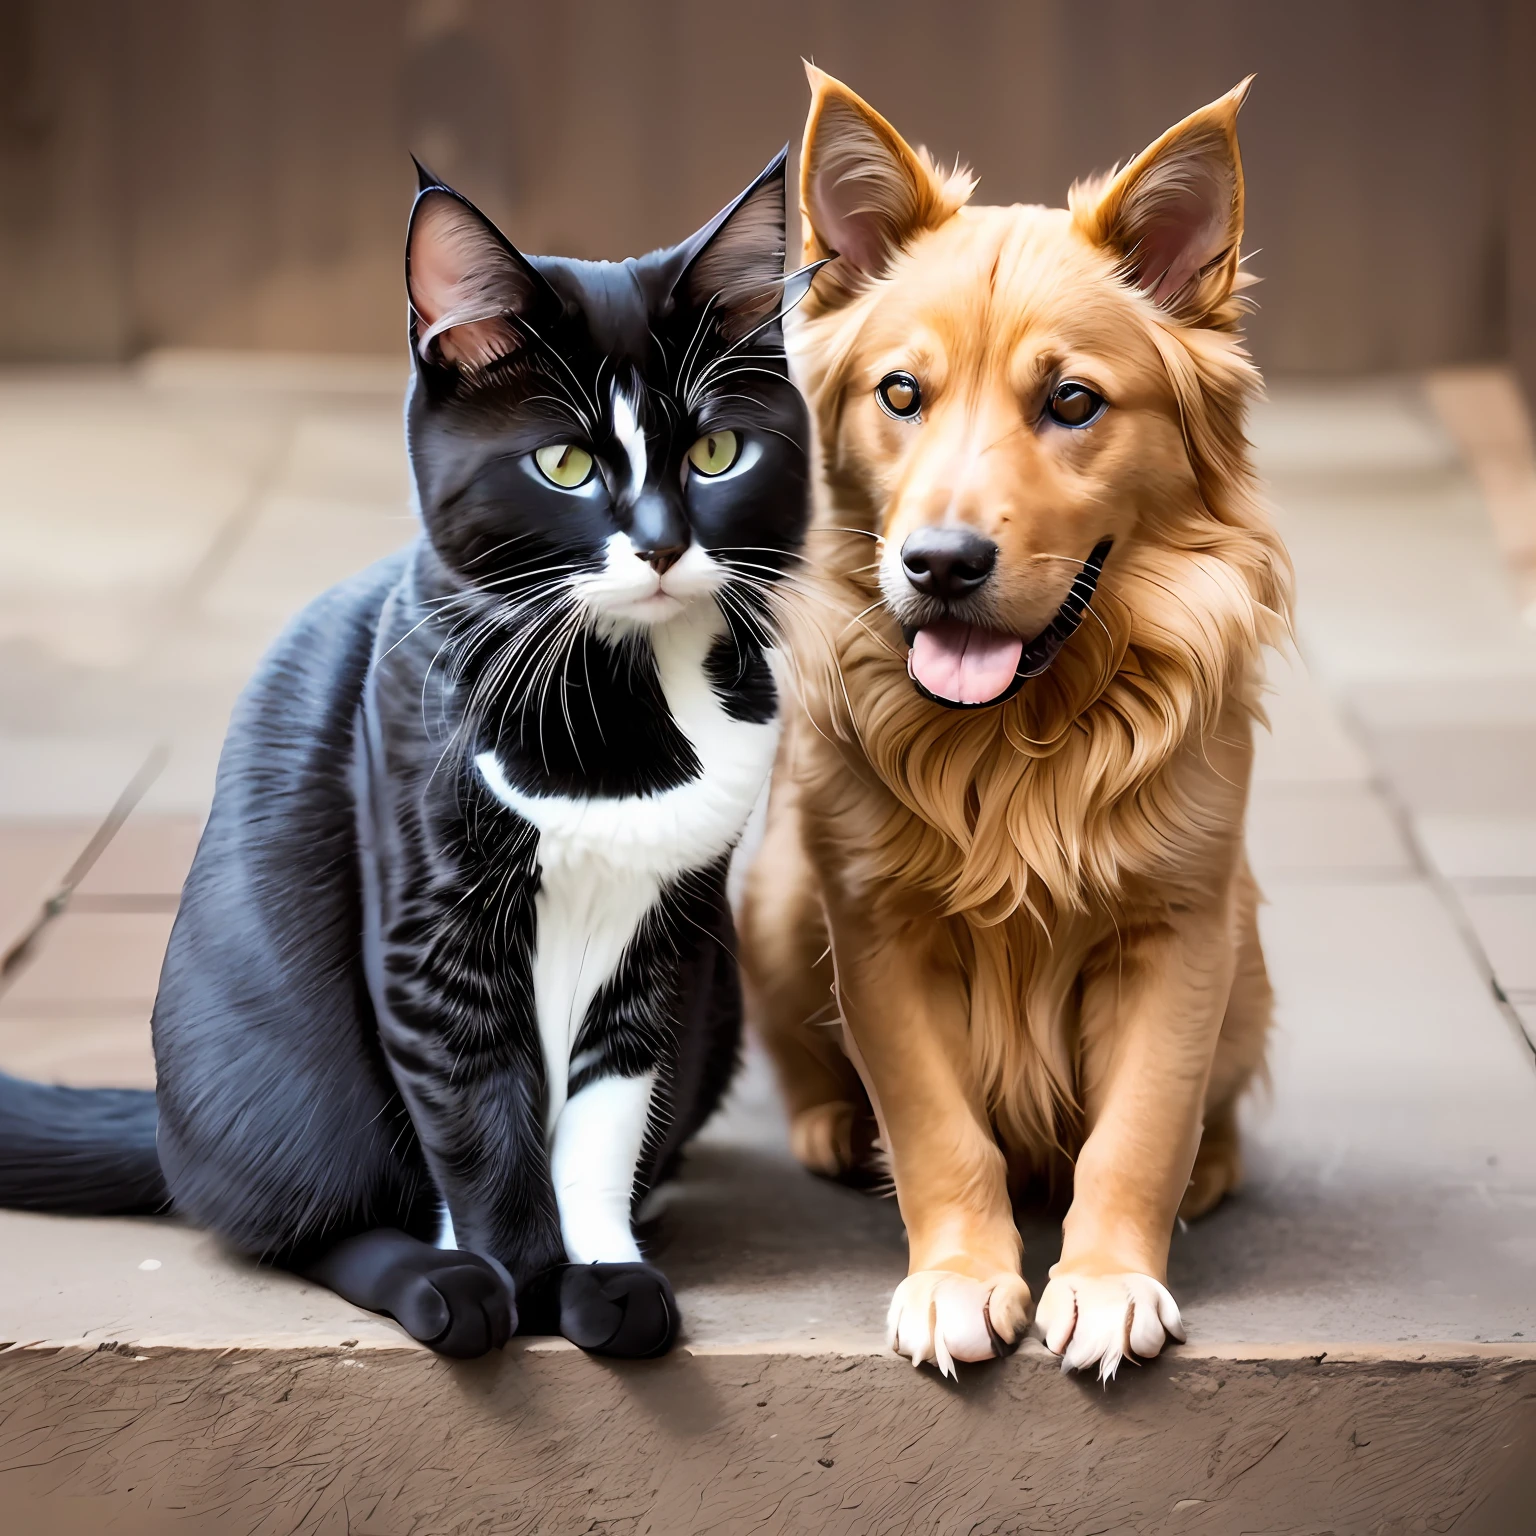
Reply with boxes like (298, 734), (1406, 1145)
(558, 1263), (678, 1358)
(393, 1252), (517, 1359)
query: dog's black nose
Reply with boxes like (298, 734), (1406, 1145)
(900, 527), (998, 601)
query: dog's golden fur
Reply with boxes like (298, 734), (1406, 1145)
(740, 68), (1292, 1378)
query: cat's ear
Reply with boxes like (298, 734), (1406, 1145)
(1072, 78), (1251, 325)
(674, 149), (789, 343)
(799, 63), (974, 307)
(406, 168), (549, 371)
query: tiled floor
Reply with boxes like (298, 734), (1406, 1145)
(0, 358), (1534, 1351)
(1250, 376), (1536, 1047)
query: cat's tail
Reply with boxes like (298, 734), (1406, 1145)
(0, 1072), (169, 1216)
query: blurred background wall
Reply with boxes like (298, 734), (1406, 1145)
(3, 0), (1533, 395)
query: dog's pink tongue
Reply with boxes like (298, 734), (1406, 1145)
(909, 621), (1024, 705)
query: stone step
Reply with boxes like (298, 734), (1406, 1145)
(3, 370), (1536, 1533)
(3, 1335), (1532, 1535)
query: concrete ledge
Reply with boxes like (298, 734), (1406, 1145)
(3, 1339), (1533, 1535)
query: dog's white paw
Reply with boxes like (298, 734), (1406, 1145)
(1035, 1271), (1185, 1381)
(886, 1270), (1032, 1378)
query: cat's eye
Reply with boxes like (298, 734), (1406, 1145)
(876, 371), (922, 420)
(687, 429), (739, 477)
(534, 443), (594, 488)
(1046, 381), (1106, 429)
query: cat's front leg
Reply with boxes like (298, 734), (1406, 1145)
(380, 967), (678, 1357)
(291, 1040), (550, 1358)
(517, 1070), (678, 1358)
(298, 1228), (516, 1358)
(551, 1070), (656, 1264)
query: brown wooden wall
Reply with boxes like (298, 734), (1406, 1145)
(0, 0), (1526, 379)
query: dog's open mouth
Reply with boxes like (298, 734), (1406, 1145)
(902, 541), (1112, 709)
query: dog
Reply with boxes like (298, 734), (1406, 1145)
(740, 66), (1292, 1379)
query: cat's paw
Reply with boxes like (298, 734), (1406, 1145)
(886, 1270), (1032, 1378)
(392, 1250), (517, 1359)
(557, 1262), (678, 1358)
(1034, 1271), (1185, 1381)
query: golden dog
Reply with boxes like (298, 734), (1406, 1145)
(740, 67), (1292, 1378)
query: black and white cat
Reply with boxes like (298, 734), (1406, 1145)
(0, 152), (813, 1359)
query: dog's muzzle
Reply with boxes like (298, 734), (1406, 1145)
(901, 540), (1112, 710)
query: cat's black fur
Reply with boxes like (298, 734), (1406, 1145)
(0, 152), (811, 1359)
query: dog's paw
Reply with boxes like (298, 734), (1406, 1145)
(1180, 1118), (1243, 1221)
(790, 1101), (855, 1176)
(886, 1270), (1032, 1378)
(789, 1101), (884, 1188)
(1035, 1271), (1185, 1381)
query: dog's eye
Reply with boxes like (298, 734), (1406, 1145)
(876, 372), (922, 420)
(687, 429), (740, 477)
(534, 443), (594, 488)
(1046, 382), (1106, 429)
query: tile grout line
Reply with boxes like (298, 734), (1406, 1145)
(0, 382), (304, 984)
(1331, 693), (1536, 1065)
(1401, 367), (1536, 1056)
(0, 742), (169, 996)
(166, 416), (300, 619)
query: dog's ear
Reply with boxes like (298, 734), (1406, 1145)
(406, 171), (552, 372)
(1074, 78), (1251, 326)
(799, 63), (973, 307)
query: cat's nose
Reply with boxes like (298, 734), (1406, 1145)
(638, 545), (684, 575)
(628, 490), (689, 577)
(901, 527), (998, 601)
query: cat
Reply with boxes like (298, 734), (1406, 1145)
(0, 150), (813, 1359)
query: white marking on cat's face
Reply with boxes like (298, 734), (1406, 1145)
(610, 383), (648, 500)
(573, 532), (724, 632)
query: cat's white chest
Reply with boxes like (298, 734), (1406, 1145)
(475, 609), (778, 1131)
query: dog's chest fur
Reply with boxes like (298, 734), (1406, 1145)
(477, 610), (778, 1130)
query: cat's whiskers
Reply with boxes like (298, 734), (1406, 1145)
(812, 526), (884, 543)
(389, 567), (573, 668)
(476, 605), (574, 733)
(675, 294), (725, 407)
(544, 602), (595, 775)
(710, 542), (810, 566)
(685, 366), (791, 419)
(483, 590), (583, 716)
(423, 590), (563, 715)
(689, 394), (806, 452)
(423, 591), (582, 794)
(507, 313), (600, 432)
(423, 611), (562, 792)
(518, 599), (591, 777)
(513, 392), (590, 428)
(710, 581), (851, 755)
(720, 565), (844, 625)
(680, 278), (798, 410)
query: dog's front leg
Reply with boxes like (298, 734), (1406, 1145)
(825, 897), (1030, 1375)
(1038, 895), (1238, 1379)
